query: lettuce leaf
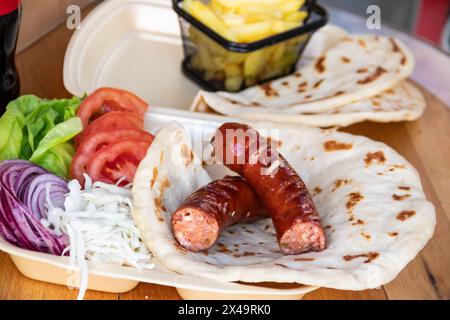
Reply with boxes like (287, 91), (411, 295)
(30, 117), (82, 163)
(34, 143), (76, 178)
(0, 108), (26, 160)
(0, 95), (82, 178)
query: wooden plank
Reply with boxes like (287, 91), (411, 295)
(406, 89), (450, 221)
(119, 283), (181, 300)
(0, 252), (118, 300)
(16, 21), (73, 98)
(383, 165), (450, 300)
(304, 288), (387, 300)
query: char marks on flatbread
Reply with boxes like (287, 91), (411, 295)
(193, 81), (425, 127)
(132, 121), (435, 290)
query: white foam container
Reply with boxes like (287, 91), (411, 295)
(0, 0), (320, 299)
(64, 0), (199, 110)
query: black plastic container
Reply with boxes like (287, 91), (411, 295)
(173, 0), (328, 92)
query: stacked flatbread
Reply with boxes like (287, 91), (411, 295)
(132, 122), (435, 290)
(191, 26), (425, 127)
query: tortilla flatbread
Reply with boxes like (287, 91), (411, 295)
(132, 121), (435, 290)
(192, 81), (425, 127)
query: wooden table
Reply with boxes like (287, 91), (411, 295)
(1, 4), (449, 300)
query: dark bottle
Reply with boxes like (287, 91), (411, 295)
(0, 0), (21, 114)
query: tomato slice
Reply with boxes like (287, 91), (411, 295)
(86, 138), (152, 185)
(71, 128), (154, 184)
(75, 111), (144, 147)
(82, 111), (143, 138)
(77, 87), (148, 128)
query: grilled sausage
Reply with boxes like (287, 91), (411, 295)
(212, 122), (326, 255)
(172, 176), (268, 252)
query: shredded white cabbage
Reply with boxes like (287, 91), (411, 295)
(42, 174), (154, 300)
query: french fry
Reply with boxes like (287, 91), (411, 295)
(185, 0), (308, 44)
(191, 27), (228, 56)
(224, 63), (242, 77)
(225, 76), (244, 91)
(209, 1), (234, 15)
(285, 34), (308, 51)
(244, 48), (270, 77)
(269, 43), (286, 63)
(221, 13), (246, 27)
(183, 0), (237, 41)
(272, 52), (298, 72)
(230, 21), (274, 43)
(271, 20), (301, 33)
(284, 11), (308, 23)
(234, 6), (284, 19)
(190, 53), (203, 71)
(215, 70), (226, 81)
(212, 0), (300, 9)
(213, 56), (227, 69)
(244, 13), (275, 24)
(260, 65), (284, 81)
(197, 43), (216, 71)
(228, 1), (304, 15)
(226, 51), (247, 64)
(277, 0), (305, 13)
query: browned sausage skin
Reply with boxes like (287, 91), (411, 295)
(212, 123), (326, 255)
(172, 176), (267, 252)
